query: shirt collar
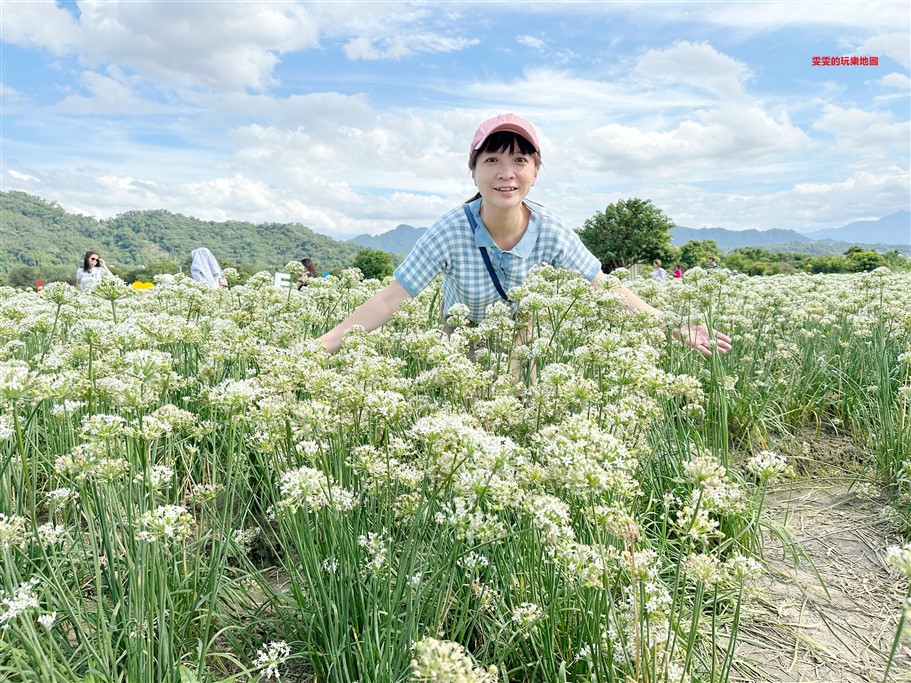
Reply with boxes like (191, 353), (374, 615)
(469, 198), (541, 258)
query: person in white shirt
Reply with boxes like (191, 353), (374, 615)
(76, 251), (113, 292)
(190, 247), (228, 289)
(652, 259), (667, 280)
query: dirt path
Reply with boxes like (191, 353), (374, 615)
(734, 478), (911, 682)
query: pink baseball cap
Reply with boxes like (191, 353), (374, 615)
(469, 113), (541, 158)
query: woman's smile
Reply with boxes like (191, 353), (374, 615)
(474, 151), (537, 207)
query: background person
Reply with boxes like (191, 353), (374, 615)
(297, 257), (319, 290)
(76, 251), (113, 292)
(673, 264), (683, 278)
(190, 247), (228, 288)
(318, 113), (731, 358)
(652, 259), (667, 280)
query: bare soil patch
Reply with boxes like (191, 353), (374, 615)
(734, 442), (910, 683)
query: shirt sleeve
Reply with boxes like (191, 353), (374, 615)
(393, 220), (451, 297)
(551, 222), (603, 282)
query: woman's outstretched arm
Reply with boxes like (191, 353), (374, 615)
(591, 272), (732, 357)
(319, 280), (412, 353)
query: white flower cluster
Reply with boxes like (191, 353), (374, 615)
(135, 464), (174, 492)
(46, 487), (79, 506)
(683, 553), (722, 585)
(357, 529), (389, 575)
(255, 640), (292, 680)
(0, 360), (40, 404)
(136, 505), (196, 544)
(885, 542), (911, 579)
(746, 450), (791, 481)
(231, 527), (261, 557)
(0, 578), (40, 630)
(37, 522), (71, 548)
(54, 442), (129, 483)
(410, 637), (498, 683)
(0, 513), (27, 550)
(0, 414), (12, 440)
(276, 466), (358, 515)
(510, 601), (544, 632)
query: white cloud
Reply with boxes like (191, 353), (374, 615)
(856, 31), (911, 69)
(460, 67), (715, 123)
(0, 1), (80, 54)
(343, 32), (477, 60)
(516, 35), (546, 51)
(0, 82), (28, 109)
(75, 2), (320, 91)
(641, 167), (910, 230)
(55, 70), (166, 114)
(226, 110), (473, 199)
(583, 105), (808, 179)
(704, 2), (908, 34)
(7, 169), (39, 183)
(812, 104), (908, 154)
(1, 2), (906, 237)
(182, 90), (374, 128)
(3, 1), (319, 92)
(634, 41), (752, 99)
(343, 36), (380, 60)
(878, 72), (911, 89)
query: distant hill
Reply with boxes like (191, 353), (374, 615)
(670, 227), (810, 248)
(351, 211), (909, 258)
(0, 191), (364, 278)
(350, 224), (427, 255)
(671, 211), (909, 254)
(755, 240), (911, 256)
(806, 211), (910, 244)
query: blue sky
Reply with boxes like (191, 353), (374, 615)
(1, 1), (908, 238)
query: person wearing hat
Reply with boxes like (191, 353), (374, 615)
(318, 114), (731, 357)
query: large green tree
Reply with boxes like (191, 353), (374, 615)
(577, 198), (675, 271)
(679, 239), (721, 269)
(352, 248), (394, 281)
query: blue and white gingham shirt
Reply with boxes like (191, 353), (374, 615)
(394, 198), (602, 323)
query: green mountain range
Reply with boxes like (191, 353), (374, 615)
(3, 190), (906, 285)
(0, 191), (364, 280)
(350, 212), (910, 257)
(350, 224), (426, 256)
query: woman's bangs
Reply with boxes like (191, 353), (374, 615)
(479, 131), (537, 156)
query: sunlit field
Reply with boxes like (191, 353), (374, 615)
(0, 266), (908, 682)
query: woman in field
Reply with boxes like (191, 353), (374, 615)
(319, 113), (731, 357)
(76, 250), (114, 292)
(297, 257), (319, 290)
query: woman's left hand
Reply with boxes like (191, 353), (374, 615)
(679, 322), (733, 357)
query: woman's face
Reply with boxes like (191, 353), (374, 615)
(472, 147), (538, 212)
(89, 254), (100, 267)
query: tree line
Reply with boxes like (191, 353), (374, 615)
(0, 191), (379, 287)
(577, 198), (908, 275)
(2, 190), (904, 289)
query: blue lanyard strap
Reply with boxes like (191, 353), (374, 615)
(463, 204), (509, 301)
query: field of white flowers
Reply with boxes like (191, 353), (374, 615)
(0, 266), (908, 682)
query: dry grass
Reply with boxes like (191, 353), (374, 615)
(733, 473), (910, 682)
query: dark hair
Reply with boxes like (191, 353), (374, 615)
(466, 131), (542, 203)
(301, 258), (318, 278)
(468, 131), (541, 172)
(83, 251), (100, 271)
